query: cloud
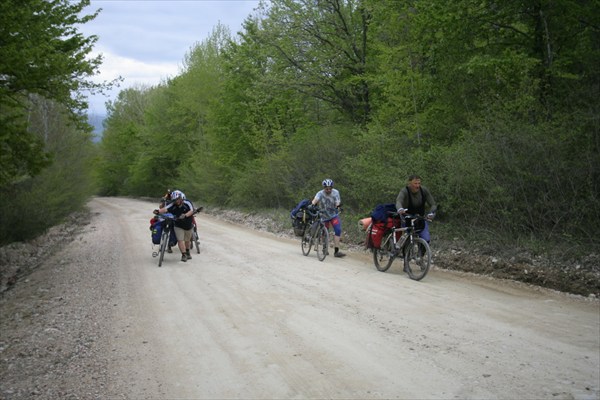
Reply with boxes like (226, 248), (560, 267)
(92, 46), (181, 85)
(81, 0), (260, 114)
(86, 46), (181, 113)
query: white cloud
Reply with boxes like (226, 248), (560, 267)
(82, 0), (261, 115)
(92, 47), (181, 85)
(86, 47), (181, 114)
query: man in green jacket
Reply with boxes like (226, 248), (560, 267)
(396, 174), (437, 243)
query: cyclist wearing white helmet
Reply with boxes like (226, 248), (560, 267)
(159, 188), (188, 208)
(155, 190), (195, 262)
(311, 179), (346, 258)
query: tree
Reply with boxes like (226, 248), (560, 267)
(253, 0), (372, 124)
(0, 96), (97, 244)
(0, 0), (106, 187)
(95, 87), (150, 196)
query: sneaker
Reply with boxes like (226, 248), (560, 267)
(181, 254), (187, 262)
(334, 251), (346, 258)
(186, 251), (192, 260)
(167, 246), (173, 253)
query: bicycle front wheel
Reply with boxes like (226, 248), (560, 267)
(315, 225), (329, 261)
(158, 229), (169, 267)
(373, 231), (395, 272)
(301, 226), (312, 256)
(404, 237), (431, 281)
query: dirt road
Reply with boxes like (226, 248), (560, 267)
(3, 197), (599, 399)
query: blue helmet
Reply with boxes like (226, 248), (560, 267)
(322, 179), (334, 187)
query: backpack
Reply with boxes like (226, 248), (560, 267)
(151, 219), (163, 245)
(370, 203), (397, 223)
(291, 199), (311, 219)
(150, 218), (178, 246)
(290, 199), (311, 236)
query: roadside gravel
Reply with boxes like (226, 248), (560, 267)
(0, 210), (123, 399)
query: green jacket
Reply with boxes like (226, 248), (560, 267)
(396, 186), (437, 215)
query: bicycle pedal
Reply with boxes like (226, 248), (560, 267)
(152, 252), (158, 257)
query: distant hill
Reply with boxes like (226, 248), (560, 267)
(88, 113), (105, 142)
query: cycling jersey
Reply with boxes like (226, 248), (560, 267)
(314, 188), (341, 221)
(165, 199), (194, 230)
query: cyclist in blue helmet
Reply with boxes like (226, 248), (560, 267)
(311, 179), (346, 257)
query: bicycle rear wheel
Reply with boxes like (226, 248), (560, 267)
(158, 229), (169, 267)
(373, 231), (395, 272)
(192, 227), (201, 254)
(404, 237), (431, 280)
(301, 226), (312, 256)
(315, 225), (329, 261)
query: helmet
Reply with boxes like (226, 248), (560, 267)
(322, 179), (334, 187)
(171, 190), (184, 201)
(172, 189), (186, 199)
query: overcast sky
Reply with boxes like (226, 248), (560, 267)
(79, 0), (261, 115)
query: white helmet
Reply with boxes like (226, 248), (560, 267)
(322, 178), (334, 187)
(171, 190), (184, 201)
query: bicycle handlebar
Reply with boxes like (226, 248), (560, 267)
(155, 212), (176, 220)
(154, 207), (203, 219)
(386, 211), (432, 222)
(304, 207), (320, 218)
(305, 205), (342, 219)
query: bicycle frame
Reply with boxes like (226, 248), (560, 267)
(301, 209), (330, 261)
(189, 207), (203, 254)
(156, 213), (176, 267)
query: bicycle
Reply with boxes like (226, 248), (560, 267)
(372, 213), (432, 281)
(189, 207), (203, 254)
(300, 207), (330, 261)
(153, 207), (203, 266)
(153, 212), (176, 267)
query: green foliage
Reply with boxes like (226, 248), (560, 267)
(436, 111), (599, 244)
(0, 0), (108, 188)
(343, 119), (438, 211)
(0, 105), (53, 187)
(229, 153), (295, 208)
(0, 100), (96, 244)
(0, 0), (110, 245)
(284, 124), (359, 201)
(253, 0), (372, 124)
(91, 0), (599, 253)
(94, 87), (150, 196)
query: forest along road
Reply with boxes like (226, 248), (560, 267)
(10, 197), (600, 399)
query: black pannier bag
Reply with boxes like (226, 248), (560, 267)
(290, 199), (311, 236)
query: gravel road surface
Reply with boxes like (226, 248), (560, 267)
(1, 197), (599, 399)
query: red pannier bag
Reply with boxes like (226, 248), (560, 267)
(365, 217), (401, 249)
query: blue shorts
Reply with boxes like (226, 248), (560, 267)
(324, 216), (342, 237)
(419, 221), (431, 242)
